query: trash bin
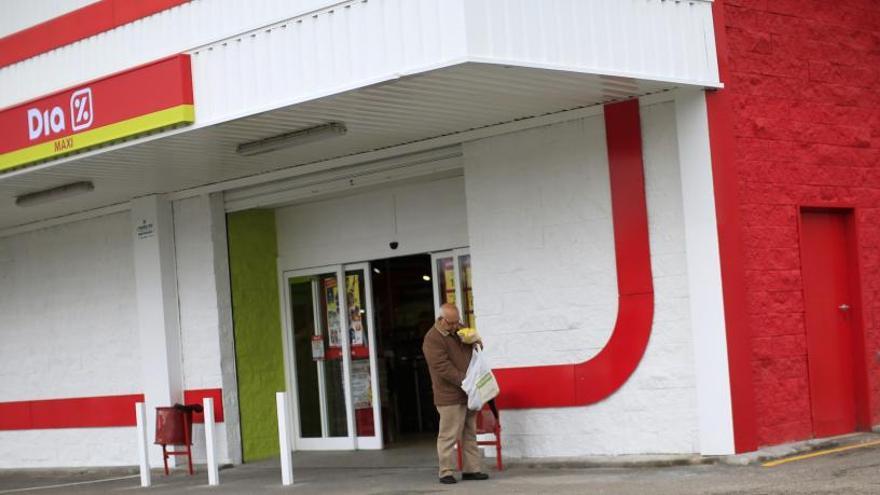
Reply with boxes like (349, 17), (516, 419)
(154, 404), (203, 475)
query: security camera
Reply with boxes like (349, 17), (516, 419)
(389, 241), (399, 250)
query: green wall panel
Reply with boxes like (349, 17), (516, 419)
(227, 209), (285, 462)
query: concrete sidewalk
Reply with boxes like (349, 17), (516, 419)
(2, 453), (879, 495)
(3, 434), (880, 494)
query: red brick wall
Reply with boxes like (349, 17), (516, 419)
(722, 0), (880, 446)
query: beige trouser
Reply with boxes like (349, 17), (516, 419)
(436, 404), (481, 478)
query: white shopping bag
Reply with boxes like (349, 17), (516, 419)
(461, 348), (500, 411)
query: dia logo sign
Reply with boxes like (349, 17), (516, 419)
(27, 87), (94, 140)
(69, 88), (93, 131)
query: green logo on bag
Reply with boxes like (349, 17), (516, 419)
(476, 373), (493, 388)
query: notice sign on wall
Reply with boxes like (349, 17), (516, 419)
(0, 55), (194, 173)
(311, 335), (324, 361)
(135, 219), (155, 240)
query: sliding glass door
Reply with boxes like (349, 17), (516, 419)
(283, 263), (382, 450)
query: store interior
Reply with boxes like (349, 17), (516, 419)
(371, 254), (439, 444)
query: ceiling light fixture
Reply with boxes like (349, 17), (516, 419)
(236, 122), (347, 157)
(15, 181), (94, 207)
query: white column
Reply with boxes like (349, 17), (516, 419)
(208, 193), (243, 465)
(674, 89), (736, 455)
(132, 194), (183, 466)
(173, 193), (242, 465)
(204, 398), (219, 486)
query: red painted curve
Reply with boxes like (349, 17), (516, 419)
(494, 99), (655, 409)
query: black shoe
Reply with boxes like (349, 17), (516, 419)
(439, 475), (457, 484)
(462, 472), (489, 481)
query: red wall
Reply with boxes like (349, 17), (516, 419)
(722, 0), (880, 446)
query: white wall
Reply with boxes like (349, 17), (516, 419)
(175, 196), (226, 393)
(0, 98), (708, 466)
(0, 211), (142, 467)
(275, 175), (469, 271)
(0, 195), (243, 469)
(463, 117), (618, 368)
(462, 101), (699, 456)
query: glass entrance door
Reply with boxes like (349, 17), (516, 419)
(344, 263), (382, 449)
(431, 249), (475, 328)
(283, 263), (382, 450)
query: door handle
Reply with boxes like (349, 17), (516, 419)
(838, 304), (850, 312)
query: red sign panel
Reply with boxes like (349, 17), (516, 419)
(0, 54), (194, 172)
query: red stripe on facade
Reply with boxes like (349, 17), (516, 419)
(0, 389), (223, 430)
(0, 0), (190, 68)
(493, 99), (654, 408)
(183, 388), (225, 423)
(0, 394), (144, 430)
(704, 0), (759, 453)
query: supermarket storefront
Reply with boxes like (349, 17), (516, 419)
(0, 0), (759, 469)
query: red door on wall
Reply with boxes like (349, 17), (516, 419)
(799, 210), (858, 438)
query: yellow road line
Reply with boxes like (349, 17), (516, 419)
(762, 439), (880, 468)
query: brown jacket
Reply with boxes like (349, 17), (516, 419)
(422, 322), (474, 406)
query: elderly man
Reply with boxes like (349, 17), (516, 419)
(422, 303), (489, 484)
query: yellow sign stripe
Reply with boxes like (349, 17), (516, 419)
(0, 104), (194, 173)
(762, 439), (880, 468)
